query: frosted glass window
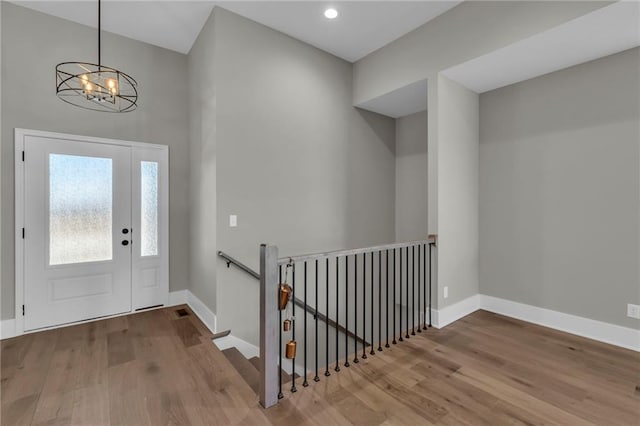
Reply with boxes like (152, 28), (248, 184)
(141, 161), (158, 257)
(49, 154), (113, 265)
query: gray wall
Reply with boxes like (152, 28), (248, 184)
(352, 1), (609, 311)
(187, 10), (218, 314)
(479, 47), (640, 328)
(0, 2), (4, 322)
(438, 76), (479, 307)
(1, 3), (190, 319)
(192, 8), (396, 346)
(395, 111), (428, 242)
(353, 1), (610, 105)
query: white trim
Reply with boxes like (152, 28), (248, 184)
(214, 335), (260, 359)
(1, 289), (213, 340)
(168, 289), (188, 306)
(3, 304), (163, 339)
(1, 319), (16, 340)
(480, 295), (640, 352)
(186, 291), (217, 334)
(432, 294), (481, 328)
(213, 333), (307, 376)
(14, 128), (169, 335)
(14, 130), (25, 336)
(429, 293), (639, 352)
(15, 128), (167, 151)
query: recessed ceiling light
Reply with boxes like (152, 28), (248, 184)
(324, 8), (338, 19)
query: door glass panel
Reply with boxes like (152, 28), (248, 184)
(141, 161), (158, 257)
(49, 154), (113, 265)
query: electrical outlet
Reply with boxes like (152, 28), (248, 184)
(627, 304), (640, 319)
(229, 215), (238, 227)
(443, 286), (449, 299)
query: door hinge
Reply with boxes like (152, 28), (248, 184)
(22, 305), (25, 316)
(22, 228), (25, 239)
(22, 151), (25, 162)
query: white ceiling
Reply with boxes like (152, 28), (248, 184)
(442, 1), (640, 93)
(12, 1), (216, 55)
(12, 1), (461, 62)
(356, 79), (427, 118)
(215, 1), (460, 62)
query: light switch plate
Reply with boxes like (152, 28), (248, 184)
(229, 215), (237, 227)
(627, 303), (640, 319)
(443, 286), (449, 299)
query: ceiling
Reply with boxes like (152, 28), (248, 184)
(12, 1), (461, 62)
(442, 1), (640, 93)
(356, 79), (427, 118)
(355, 1), (639, 118)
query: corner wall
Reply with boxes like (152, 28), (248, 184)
(395, 111), (428, 242)
(189, 8), (397, 346)
(187, 10), (218, 316)
(479, 48), (640, 328)
(437, 76), (479, 308)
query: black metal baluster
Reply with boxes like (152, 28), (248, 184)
(278, 265), (284, 399)
(424, 243), (427, 330)
(353, 254), (359, 364)
(303, 262), (309, 387)
(428, 243), (432, 328)
(417, 245), (422, 333)
(362, 253), (367, 359)
(291, 263), (297, 393)
(314, 260), (319, 382)
(345, 256), (350, 368)
(399, 248), (403, 342)
(412, 246), (416, 336)
(335, 257), (340, 372)
(393, 248), (397, 345)
(378, 251), (382, 351)
(385, 250), (390, 348)
(325, 258), (330, 377)
(405, 247), (410, 339)
(370, 251), (375, 356)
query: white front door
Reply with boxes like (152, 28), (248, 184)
(17, 130), (169, 332)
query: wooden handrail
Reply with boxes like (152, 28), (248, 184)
(277, 236), (437, 265)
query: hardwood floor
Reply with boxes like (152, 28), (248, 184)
(2, 307), (639, 425)
(267, 311), (640, 426)
(1, 306), (269, 425)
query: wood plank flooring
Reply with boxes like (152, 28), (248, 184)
(2, 307), (639, 425)
(1, 306), (269, 425)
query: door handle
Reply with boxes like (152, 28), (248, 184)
(122, 240), (129, 246)
(122, 228), (129, 235)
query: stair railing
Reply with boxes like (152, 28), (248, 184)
(258, 236), (437, 408)
(218, 251), (367, 346)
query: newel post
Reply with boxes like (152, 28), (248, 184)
(259, 244), (279, 408)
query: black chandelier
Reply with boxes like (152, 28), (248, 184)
(55, 0), (138, 112)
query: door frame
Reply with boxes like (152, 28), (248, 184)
(14, 128), (170, 336)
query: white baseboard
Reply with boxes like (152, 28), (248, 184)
(432, 295), (481, 328)
(168, 289), (217, 335)
(430, 293), (639, 352)
(0, 289), (214, 341)
(168, 289), (188, 306)
(185, 290), (217, 334)
(1, 319), (16, 340)
(214, 334), (260, 359)
(213, 333), (307, 376)
(480, 295), (640, 352)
